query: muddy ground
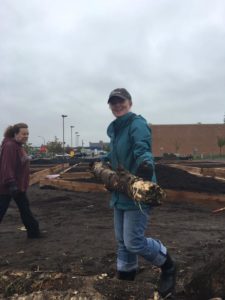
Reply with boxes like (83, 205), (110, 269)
(1, 162), (225, 299)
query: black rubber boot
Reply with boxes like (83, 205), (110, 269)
(117, 270), (136, 281)
(158, 253), (176, 299)
(27, 229), (43, 239)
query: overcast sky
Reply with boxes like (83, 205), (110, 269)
(0, 0), (225, 146)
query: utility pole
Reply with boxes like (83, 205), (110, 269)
(61, 114), (68, 161)
(77, 134), (80, 147)
(70, 125), (74, 147)
(75, 132), (79, 147)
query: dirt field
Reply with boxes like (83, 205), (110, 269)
(1, 162), (225, 299)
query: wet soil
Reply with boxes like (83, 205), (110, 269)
(185, 251), (225, 299)
(1, 160), (225, 299)
(1, 182), (225, 299)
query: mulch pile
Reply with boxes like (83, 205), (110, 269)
(156, 164), (225, 194)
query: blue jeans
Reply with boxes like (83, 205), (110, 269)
(114, 207), (167, 272)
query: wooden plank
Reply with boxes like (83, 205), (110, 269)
(168, 164), (225, 181)
(29, 164), (69, 186)
(39, 178), (225, 203)
(165, 189), (225, 202)
(30, 167), (48, 172)
(212, 207), (225, 213)
(39, 178), (106, 192)
(60, 172), (94, 180)
(201, 167), (225, 179)
(167, 164), (202, 175)
(30, 164), (58, 169)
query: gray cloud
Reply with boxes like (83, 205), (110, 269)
(0, 0), (225, 146)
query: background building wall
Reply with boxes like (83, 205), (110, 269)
(151, 124), (225, 156)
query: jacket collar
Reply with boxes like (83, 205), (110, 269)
(1, 137), (22, 148)
(107, 112), (134, 138)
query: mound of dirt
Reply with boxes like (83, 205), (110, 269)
(156, 164), (225, 194)
(185, 251), (225, 299)
(1, 160), (225, 299)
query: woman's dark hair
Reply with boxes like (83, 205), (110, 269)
(4, 123), (28, 138)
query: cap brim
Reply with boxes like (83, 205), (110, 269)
(107, 94), (127, 103)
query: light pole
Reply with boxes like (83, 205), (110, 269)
(38, 136), (46, 145)
(76, 133), (80, 147)
(70, 125), (74, 147)
(75, 131), (80, 147)
(62, 114), (68, 161)
(75, 132), (78, 147)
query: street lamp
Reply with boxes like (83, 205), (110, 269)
(75, 132), (79, 147)
(61, 114), (68, 161)
(38, 136), (46, 145)
(70, 125), (74, 147)
(77, 134), (80, 147)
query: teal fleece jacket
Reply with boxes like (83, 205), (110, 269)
(105, 112), (156, 210)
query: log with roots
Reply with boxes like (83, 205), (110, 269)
(91, 162), (166, 206)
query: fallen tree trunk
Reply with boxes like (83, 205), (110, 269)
(91, 162), (166, 206)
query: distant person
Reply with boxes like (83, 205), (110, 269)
(0, 123), (41, 238)
(104, 88), (176, 298)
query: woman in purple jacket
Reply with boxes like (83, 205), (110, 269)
(0, 123), (40, 238)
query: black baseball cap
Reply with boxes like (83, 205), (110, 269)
(108, 88), (132, 103)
